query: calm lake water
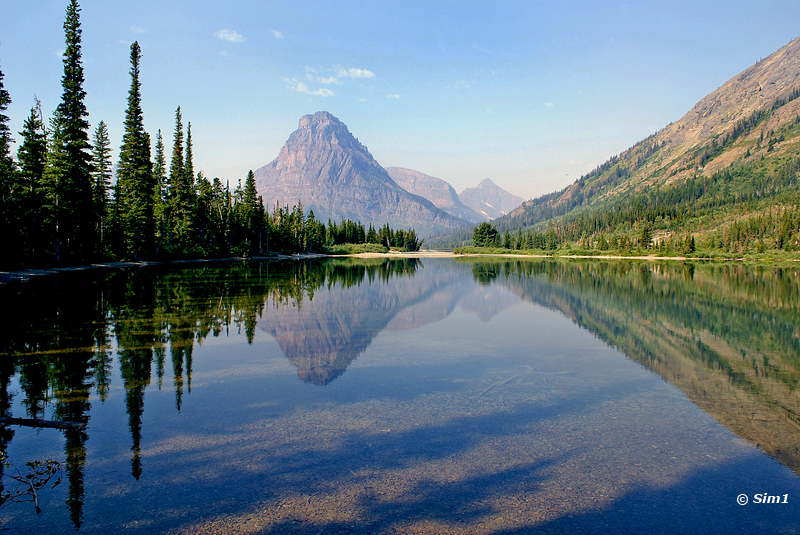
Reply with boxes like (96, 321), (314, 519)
(1, 257), (799, 534)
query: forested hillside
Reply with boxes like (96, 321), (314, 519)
(444, 37), (800, 256)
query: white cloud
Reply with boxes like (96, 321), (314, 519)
(545, 102), (554, 107)
(272, 30), (284, 40)
(338, 67), (375, 79)
(287, 80), (334, 97)
(358, 97), (368, 103)
(214, 29), (245, 43)
(130, 26), (146, 34)
(317, 76), (339, 85)
(387, 94), (400, 99)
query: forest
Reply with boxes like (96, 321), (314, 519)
(451, 151), (800, 257)
(0, 1), (420, 271)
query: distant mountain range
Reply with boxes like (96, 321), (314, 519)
(254, 111), (524, 236)
(487, 36), (800, 251)
(386, 168), (524, 224)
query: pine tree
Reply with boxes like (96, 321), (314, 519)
(167, 107), (194, 255)
(91, 120), (112, 253)
(152, 129), (167, 254)
(116, 42), (154, 259)
(51, 0), (94, 263)
(184, 122), (194, 191)
(15, 99), (49, 264)
(241, 170), (261, 255)
(0, 66), (18, 267)
(168, 107), (184, 200)
(42, 113), (68, 262)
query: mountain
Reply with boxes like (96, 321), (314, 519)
(253, 112), (468, 236)
(385, 167), (485, 224)
(459, 178), (525, 220)
(494, 36), (800, 252)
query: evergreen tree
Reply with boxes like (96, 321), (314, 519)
(152, 130), (166, 198)
(52, 0), (94, 263)
(42, 113), (69, 262)
(168, 107), (184, 199)
(472, 222), (497, 247)
(243, 169), (261, 254)
(116, 42), (154, 259)
(183, 122), (194, 191)
(0, 64), (13, 210)
(639, 225), (652, 249)
(15, 99), (49, 265)
(167, 107), (194, 255)
(152, 129), (167, 254)
(503, 229), (512, 249)
(0, 67), (17, 267)
(90, 120), (112, 252)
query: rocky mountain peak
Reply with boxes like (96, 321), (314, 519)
(459, 178), (525, 220)
(283, 111), (370, 159)
(254, 112), (468, 235)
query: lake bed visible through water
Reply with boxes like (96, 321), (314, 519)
(1, 257), (798, 534)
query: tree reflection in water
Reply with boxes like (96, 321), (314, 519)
(0, 257), (798, 531)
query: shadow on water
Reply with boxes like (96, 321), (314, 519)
(225, 460), (796, 535)
(1, 257), (799, 533)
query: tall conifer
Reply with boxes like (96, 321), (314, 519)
(91, 120), (112, 251)
(0, 65), (17, 267)
(116, 41), (154, 259)
(52, 0), (94, 263)
(153, 129), (167, 254)
(16, 99), (50, 264)
(168, 107), (184, 199)
(184, 121), (194, 191)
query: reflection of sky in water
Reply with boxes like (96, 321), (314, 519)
(3, 259), (800, 534)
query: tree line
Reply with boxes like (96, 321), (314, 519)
(0, 1), (418, 270)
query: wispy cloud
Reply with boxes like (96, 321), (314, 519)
(338, 67), (375, 79)
(130, 26), (146, 34)
(272, 30), (284, 40)
(387, 94), (400, 99)
(290, 65), (375, 96)
(286, 79), (334, 97)
(545, 102), (554, 107)
(214, 29), (245, 43)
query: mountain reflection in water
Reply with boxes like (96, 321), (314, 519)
(0, 257), (798, 533)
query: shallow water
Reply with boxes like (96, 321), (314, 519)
(1, 257), (798, 534)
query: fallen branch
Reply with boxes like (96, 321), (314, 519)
(0, 417), (86, 430)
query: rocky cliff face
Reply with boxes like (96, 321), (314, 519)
(253, 112), (468, 236)
(385, 167), (485, 224)
(459, 178), (525, 220)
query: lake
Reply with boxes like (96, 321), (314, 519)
(1, 257), (798, 534)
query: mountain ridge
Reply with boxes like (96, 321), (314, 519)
(254, 112), (469, 236)
(385, 167), (485, 224)
(488, 35), (800, 253)
(459, 178), (525, 220)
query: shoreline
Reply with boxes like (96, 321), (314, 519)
(1, 250), (797, 284)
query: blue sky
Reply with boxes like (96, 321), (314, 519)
(3, 1), (800, 199)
